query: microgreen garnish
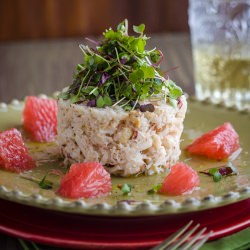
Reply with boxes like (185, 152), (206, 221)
(58, 19), (183, 111)
(20, 174), (53, 190)
(121, 183), (133, 195)
(208, 168), (222, 182)
(147, 183), (162, 194)
(20, 169), (63, 190)
(200, 162), (238, 182)
(133, 23), (145, 34)
(38, 174), (53, 190)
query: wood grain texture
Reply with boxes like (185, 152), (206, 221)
(0, 0), (189, 41)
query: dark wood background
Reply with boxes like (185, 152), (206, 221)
(0, 0), (189, 41)
(0, 0), (193, 102)
(0, 0), (192, 103)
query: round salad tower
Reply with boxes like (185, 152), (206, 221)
(57, 20), (187, 176)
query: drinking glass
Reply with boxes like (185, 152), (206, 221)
(188, 0), (250, 108)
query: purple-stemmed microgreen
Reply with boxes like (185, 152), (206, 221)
(199, 162), (238, 182)
(58, 19), (183, 111)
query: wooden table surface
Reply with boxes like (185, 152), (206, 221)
(0, 33), (194, 249)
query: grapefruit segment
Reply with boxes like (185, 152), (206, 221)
(159, 162), (199, 196)
(0, 128), (35, 172)
(22, 96), (58, 142)
(186, 122), (240, 160)
(58, 162), (112, 199)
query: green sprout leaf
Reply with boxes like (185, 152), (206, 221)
(168, 80), (183, 99)
(129, 69), (144, 83)
(96, 96), (105, 108)
(150, 50), (161, 64)
(103, 95), (113, 106)
(124, 105), (132, 111)
(70, 95), (80, 104)
(117, 19), (128, 35)
(141, 65), (155, 78)
(133, 24), (145, 34)
(169, 98), (178, 109)
(169, 87), (183, 99)
(134, 38), (146, 53)
(121, 183), (133, 195)
(147, 183), (162, 194)
(20, 171), (61, 191)
(38, 174), (53, 190)
(209, 168), (222, 182)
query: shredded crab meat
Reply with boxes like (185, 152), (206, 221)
(57, 95), (187, 177)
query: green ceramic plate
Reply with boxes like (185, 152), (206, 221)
(0, 97), (249, 216)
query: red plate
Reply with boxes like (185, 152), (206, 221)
(0, 198), (249, 249)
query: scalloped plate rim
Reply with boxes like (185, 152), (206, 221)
(0, 95), (250, 217)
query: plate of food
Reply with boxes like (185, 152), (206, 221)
(0, 20), (249, 248)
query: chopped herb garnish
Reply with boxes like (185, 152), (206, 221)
(38, 174), (53, 190)
(20, 169), (62, 190)
(209, 168), (222, 182)
(218, 162), (238, 176)
(200, 162), (238, 182)
(147, 183), (162, 194)
(121, 183), (133, 195)
(58, 19), (183, 111)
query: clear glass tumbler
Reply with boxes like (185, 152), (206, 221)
(188, 0), (250, 108)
